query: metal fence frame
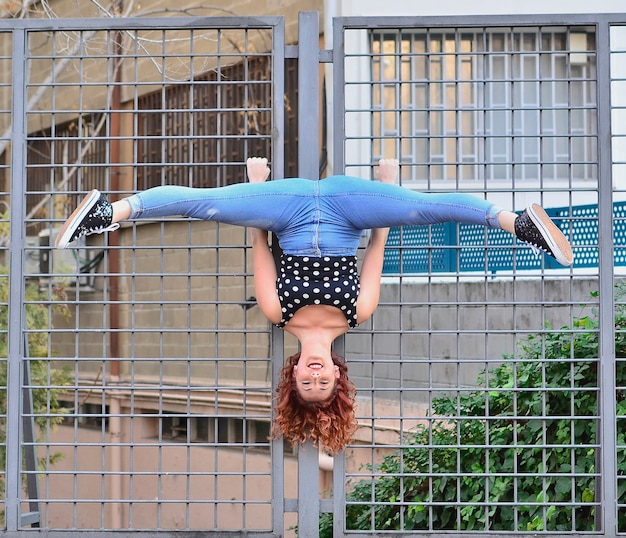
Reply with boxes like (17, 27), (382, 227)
(5, 14), (288, 538)
(0, 9), (623, 538)
(330, 13), (618, 538)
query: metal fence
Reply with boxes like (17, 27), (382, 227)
(0, 10), (623, 538)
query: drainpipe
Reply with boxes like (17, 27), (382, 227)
(108, 8), (122, 374)
(108, 11), (124, 530)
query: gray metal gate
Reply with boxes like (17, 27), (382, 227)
(1, 9), (624, 538)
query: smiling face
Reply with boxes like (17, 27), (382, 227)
(292, 353), (340, 403)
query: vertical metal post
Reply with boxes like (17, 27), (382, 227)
(332, 454), (346, 538)
(6, 27), (28, 532)
(595, 15), (618, 535)
(332, 17), (346, 174)
(326, 17), (352, 536)
(329, 21), (350, 537)
(297, 10), (322, 538)
(332, 334), (346, 538)
(271, 16), (287, 537)
(298, 11), (321, 181)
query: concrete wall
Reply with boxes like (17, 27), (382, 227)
(52, 221), (273, 383)
(347, 275), (599, 409)
(41, 420), (299, 534)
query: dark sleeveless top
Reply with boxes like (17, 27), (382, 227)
(275, 255), (360, 328)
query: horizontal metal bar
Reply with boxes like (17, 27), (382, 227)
(0, 15), (285, 31)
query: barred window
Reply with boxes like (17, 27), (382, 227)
(371, 27), (597, 183)
(136, 56), (274, 190)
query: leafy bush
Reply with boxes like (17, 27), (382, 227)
(320, 284), (626, 535)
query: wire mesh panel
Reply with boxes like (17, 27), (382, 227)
(5, 16), (287, 534)
(1, 11), (624, 538)
(333, 15), (617, 535)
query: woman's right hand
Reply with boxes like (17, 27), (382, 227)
(378, 158), (399, 184)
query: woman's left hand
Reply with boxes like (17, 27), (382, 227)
(247, 157), (271, 183)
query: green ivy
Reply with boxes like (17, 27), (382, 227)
(319, 283), (626, 535)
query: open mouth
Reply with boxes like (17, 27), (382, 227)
(307, 362), (323, 370)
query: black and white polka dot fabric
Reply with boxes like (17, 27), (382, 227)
(275, 255), (360, 328)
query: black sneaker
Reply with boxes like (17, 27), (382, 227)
(514, 203), (573, 266)
(55, 190), (119, 249)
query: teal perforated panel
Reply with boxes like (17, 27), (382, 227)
(383, 224), (452, 273)
(383, 202), (607, 274)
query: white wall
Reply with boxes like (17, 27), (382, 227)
(332, 0), (625, 17)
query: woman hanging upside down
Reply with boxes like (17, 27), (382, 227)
(56, 157), (573, 453)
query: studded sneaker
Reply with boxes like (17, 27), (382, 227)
(55, 190), (119, 249)
(514, 203), (573, 266)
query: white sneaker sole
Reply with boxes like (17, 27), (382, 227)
(55, 190), (101, 249)
(527, 203), (573, 266)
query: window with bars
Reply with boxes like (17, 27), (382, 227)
(26, 55), (300, 239)
(136, 55), (274, 190)
(370, 27), (597, 183)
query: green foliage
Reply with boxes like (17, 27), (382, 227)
(0, 211), (72, 510)
(320, 283), (626, 535)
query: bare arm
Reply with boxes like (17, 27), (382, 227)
(355, 159), (397, 324)
(356, 227), (389, 323)
(250, 228), (282, 324)
(246, 158), (282, 324)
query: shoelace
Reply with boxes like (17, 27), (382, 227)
(526, 243), (543, 257)
(85, 223), (120, 235)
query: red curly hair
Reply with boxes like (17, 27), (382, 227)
(272, 352), (357, 454)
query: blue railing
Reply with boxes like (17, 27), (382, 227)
(383, 202), (620, 274)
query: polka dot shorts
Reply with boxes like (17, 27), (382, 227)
(275, 255), (360, 328)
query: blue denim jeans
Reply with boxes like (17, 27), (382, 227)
(125, 175), (504, 256)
